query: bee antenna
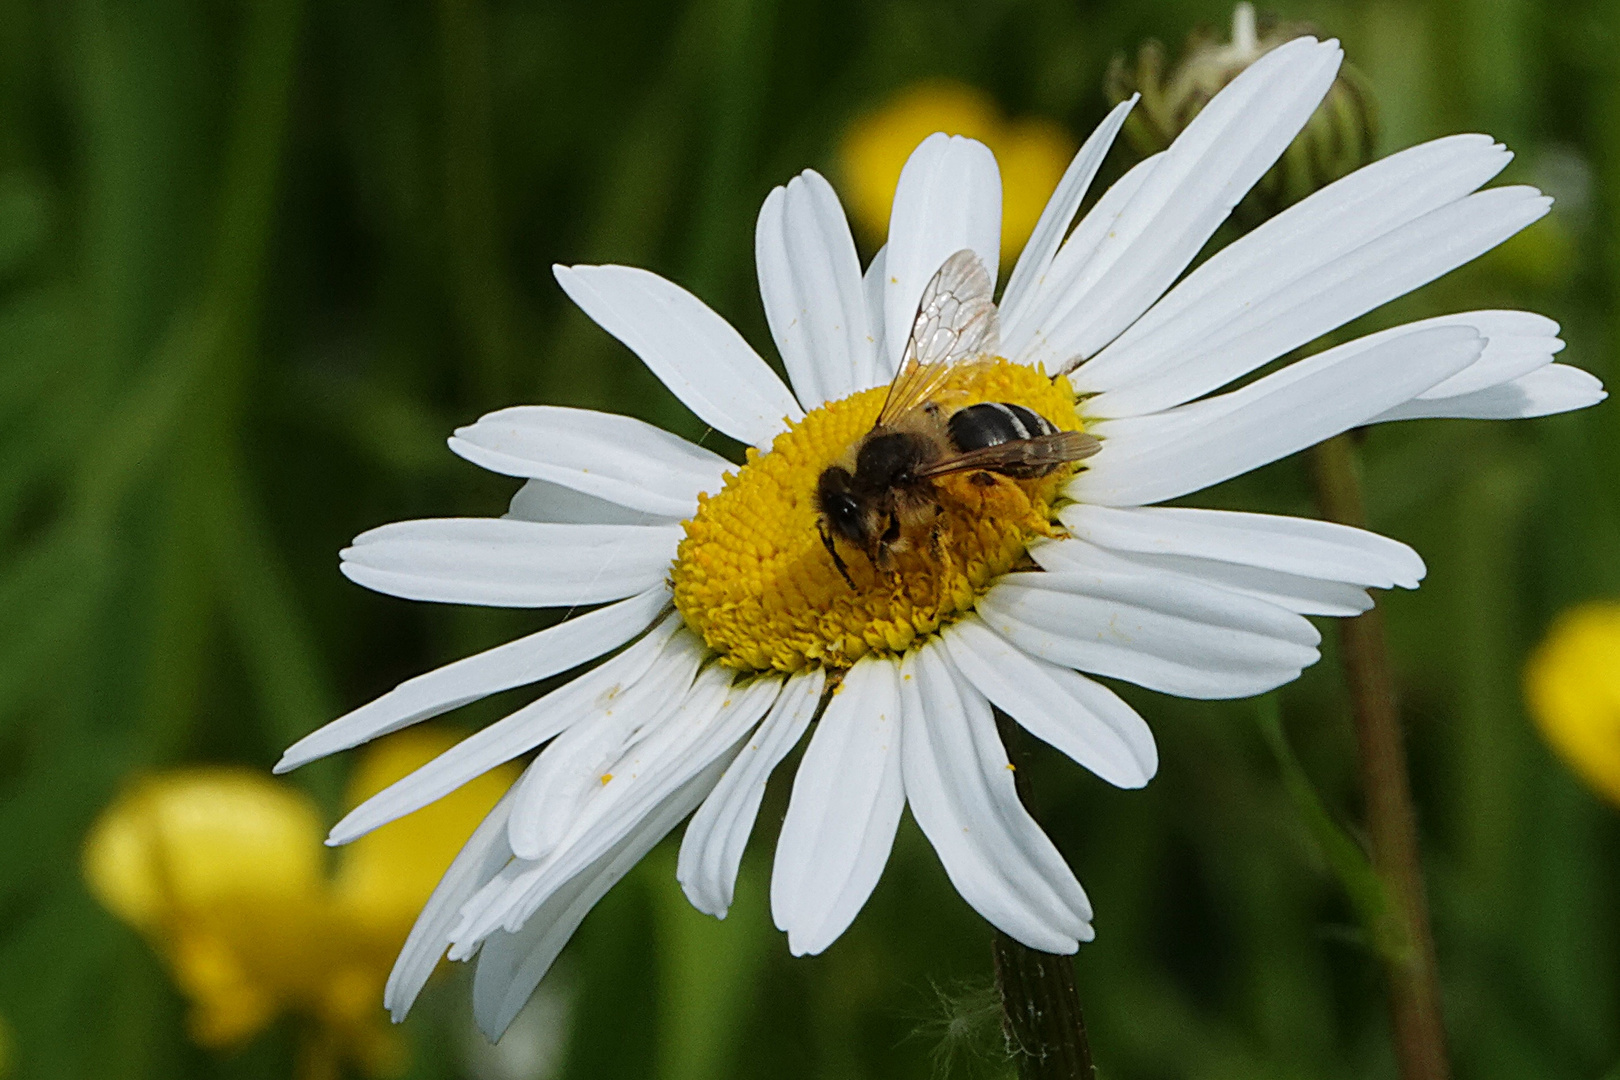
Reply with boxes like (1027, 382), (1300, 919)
(820, 523), (856, 590)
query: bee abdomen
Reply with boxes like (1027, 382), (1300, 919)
(947, 402), (1056, 451)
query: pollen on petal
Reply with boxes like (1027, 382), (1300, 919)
(672, 360), (1083, 674)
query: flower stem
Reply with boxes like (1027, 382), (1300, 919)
(1309, 433), (1451, 1080)
(993, 710), (1096, 1080)
(992, 933), (1096, 1080)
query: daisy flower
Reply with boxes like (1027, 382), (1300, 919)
(278, 36), (1604, 1040)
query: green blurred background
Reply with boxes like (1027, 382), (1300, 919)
(2, 0), (1618, 1077)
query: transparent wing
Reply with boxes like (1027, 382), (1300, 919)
(911, 431), (1101, 479)
(877, 249), (1001, 428)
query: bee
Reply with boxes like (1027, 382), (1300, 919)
(816, 248), (1101, 587)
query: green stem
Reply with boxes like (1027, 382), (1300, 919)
(993, 711), (1096, 1080)
(1309, 434), (1451, 1080)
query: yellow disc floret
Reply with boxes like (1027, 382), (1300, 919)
(672, 359), (1083, 673)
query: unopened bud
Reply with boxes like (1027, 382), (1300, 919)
(1106, 3), (1378, 226)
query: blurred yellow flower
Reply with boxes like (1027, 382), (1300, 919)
(83, 729), (518, 1078)
(1524, 602), (1620, 806)
(839, 81), (1076, 263)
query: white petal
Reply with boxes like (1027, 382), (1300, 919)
(882, 134), (1002, 371)
(553, 263), (802, 446)
(450, 405), (730, 518)
(943, 616), (1157, 788)
(976, 561), (1321, 700)
(469, 754), (729, 1041)
(771, 655), (905, 956)
(385, 787), (516, 1021)
(1072, 324), (1484, 507)
(862, 244), (889, 382)
(1058, 504), (1425, 589)
(756, 171), (876, 408)
(326, 613), (683, 845)
(997, 97), (1136, 331)
(1372, 363), (1607, 421)
(505, 478), (678, 526)
(340, 517), (681, 608)
(1078, 136), (1525, 415)
(899, 642), (1093, 952)
(1033, 540), (1372, 618)
(1385, 311), (1563, 401)
(276, 586), (670, 773)
(505, 632), (708, 860)
(678, 668), (825, 918)
(456, 666), (781, 950)
(1002, 152), (1162, 362)
(1010, 37), (1343, 372)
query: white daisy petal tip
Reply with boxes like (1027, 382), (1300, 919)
(897, 643), (1096, 947)
(678, 669), (824, 922)
(551, 261), (801, 446)
(883, 132), (1003, 368)
(942, 617), (1158, 790)
(756, 168), (874, 407)
(769, 657), (904, 957)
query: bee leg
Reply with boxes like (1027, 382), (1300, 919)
(820, 523), (856, 590)
(872, 514), (903, 584)
(881, 513), (901, 547)
(926, 515), (958, 584)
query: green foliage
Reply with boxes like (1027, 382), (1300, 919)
(1, 0), (1617, 1077)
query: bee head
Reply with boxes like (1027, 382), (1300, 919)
(816, 465), (872, 545)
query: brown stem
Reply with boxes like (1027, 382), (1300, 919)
(993, 710), (1097, 1080)
(1309, 433), (1451, 1080)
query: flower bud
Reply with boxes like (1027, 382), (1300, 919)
(1107, 3), (1379, 226)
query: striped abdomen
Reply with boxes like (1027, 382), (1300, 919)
(947, 402), (1061, 477)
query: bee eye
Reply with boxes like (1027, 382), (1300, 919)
(830, 493), (861, 524)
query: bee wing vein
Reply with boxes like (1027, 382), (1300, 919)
(878, 250), (1001, 428)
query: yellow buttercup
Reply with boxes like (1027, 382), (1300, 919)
(1524, 602), (1620, 807)
(839, 81), (1075, 263)
(83, 729), (519, 1078)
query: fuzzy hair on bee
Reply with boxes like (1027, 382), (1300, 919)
(815, 250), (1101, 588)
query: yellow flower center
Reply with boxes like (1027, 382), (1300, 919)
(672, 360), (1083, 673)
